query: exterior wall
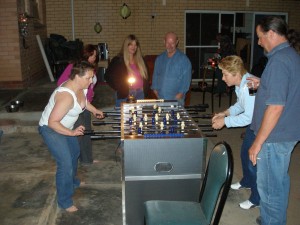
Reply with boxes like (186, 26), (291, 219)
(0, 0), (47, 89)
(0, 0), (299, 88)
(46, 0), (300, 58)
(0, 0), (22, 87)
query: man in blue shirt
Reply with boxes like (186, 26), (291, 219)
(151, 32), (192, 106)
(248, 16), (300, 225)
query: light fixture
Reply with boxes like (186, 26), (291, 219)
(18, 13), (28, 37)
(94, 0), (102, 33)
(18, 13), (29, 49)
(94, 22), (102, 33)
(120, 3), (131, 19)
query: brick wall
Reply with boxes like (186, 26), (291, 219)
(0, 0), (299, 88)
(0, 0), (47, 89)
(46, 0), (300, 58)
(0, 0), (21, 86)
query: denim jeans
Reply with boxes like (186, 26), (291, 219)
(240, 126), (260, 205)
(129, 89), (144, 100)
(115, 89), (144, 107)
(38, 125), (80, 209)
(115, 97), (127, 107)
(257, 141), (297, 225)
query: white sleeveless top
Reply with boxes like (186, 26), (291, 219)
(39, 86), (87, 129)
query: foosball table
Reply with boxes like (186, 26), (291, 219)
(88, 99), (214, 225)
(115, 100), (207, 225)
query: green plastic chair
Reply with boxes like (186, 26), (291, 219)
(144, 141), (234, 225)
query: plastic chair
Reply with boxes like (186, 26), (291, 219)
(144, 141), (234, 225)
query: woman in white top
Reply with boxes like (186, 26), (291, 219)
(39, 61), (104, 212)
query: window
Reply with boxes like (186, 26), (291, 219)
(23, 0), (45, 24)
(185, 11), (287, 81)
(185, 12), (220, 80)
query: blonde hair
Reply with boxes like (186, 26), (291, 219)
(218, 55), (247, 76)
(120, 34), (148, 79)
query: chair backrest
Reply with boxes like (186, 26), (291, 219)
(199, 141), (233, 225)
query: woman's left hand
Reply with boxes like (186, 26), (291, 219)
(73, 125), (85, 136)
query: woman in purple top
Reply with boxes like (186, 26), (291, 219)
(104, 34), (149, 107)
(57, 44), (98, 164)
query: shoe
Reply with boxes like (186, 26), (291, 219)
(239, 200), (258, 209)
(256, 216), (261, 225)
(230, 182), (250, 190)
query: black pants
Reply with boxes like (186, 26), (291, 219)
(74, 110), (93, 164)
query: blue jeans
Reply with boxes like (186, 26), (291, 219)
(257, 141), (297, 225)
(38, 125), (80, 209)
(240, 126), (260, 205)
(129, 88), (144, 100)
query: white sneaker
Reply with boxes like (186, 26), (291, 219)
(230, 182), (250, 190)
(239, 200), (258, 209)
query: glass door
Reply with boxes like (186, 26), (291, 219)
(185, 11), (235, 81)
(185, 11), (288, 81)
(185, 12), (219, 80)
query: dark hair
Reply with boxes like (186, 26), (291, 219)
(69, 61), (94, 80)
(257, 16), (288, 37)
(81, 44), (97, 61)
(287, 29), (300, 54)
(257, 16), (300, 53)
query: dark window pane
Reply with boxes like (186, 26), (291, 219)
(221, 14), (234, 40)
(200, 14), (219, 45)
(186, 13), (219, 46)
(186, 13), (200, 46)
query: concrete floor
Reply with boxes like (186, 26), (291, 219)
(0, 79), (299, 225)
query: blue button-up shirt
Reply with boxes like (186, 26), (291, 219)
(251, 42), (300, 142)
(151, 50), (192, 101)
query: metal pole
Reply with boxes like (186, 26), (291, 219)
(36, 35), (55, 82)
(71, 0), (75, 40)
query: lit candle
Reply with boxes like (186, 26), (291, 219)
(127, 76), (137, 103)
(128, 77), (136, 86)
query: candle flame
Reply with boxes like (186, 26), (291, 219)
(128, 77), (136, 85)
